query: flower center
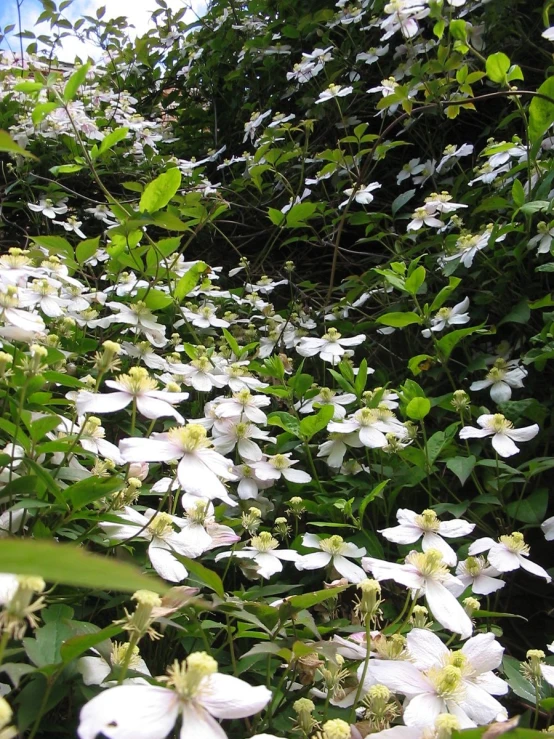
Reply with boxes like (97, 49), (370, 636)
(116, 367), (158, 394)
(323, 327), (341, 342)
(235, 389), (252, 406)
(462, 556), (484, 577)
(499, 532), (529, 554)
(428, 665), (464, 701)
(437, 307), (452, 320)
(487, 366), (506, 383)
(488, 414), (513, 434)
(319, 387), (335, 402)
(235, 421), (251, 439)
(229, 363), (247, 377)
(320, 535), (344, 555)
(406, 549), (448, 580)
(111, 642), (142, 670)
(165, 652), (218, 699)
(251, 532), (279, 552)
(147, 512), (175, 539)
(271, 453), (290, 470)
(168, 424), (211, 453)
(356, 408), (379, 427)
(415, 509), (440, 532)
(187, 501), (209, 525)
(0, 286), (19, 309)
(192, 356), (212, 372)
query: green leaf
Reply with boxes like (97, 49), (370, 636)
(299, 405), (334, 440)
(32, 102), (58, 126)
(267, 411), (301, 437)
(391, 188), (415, 216)
(359, 480), (389, 522)
(486, 52), (510, 83)
(529, 77), (554, 144)
(30, 235), (76, 269)
(14, 81), (44, 93)
(408, 354), (435, 376)
(506, 487), (548, 524)
(0, 129), (37, 159)
(377, 311), (421, 327)
(520, 200), (551, 214)
(406, 397), (431, 420)
(24, 620), (74, 668)
(284, 202), (318, 227)
(175, 556), (224, 596)
(60, 624), (122, 663)
(503, 655), (537, 702)
(139, 168), (182, 213)
(435, 323), (485, 361)
(63, 63), (90, 102)
(174, 261), (207, 301)
(66, 476), (123, 510)
(0, 539), (167, 594)
(98, 126), (129, 156)
(512, 178), (525, 207)
(139, 288), (173, 311)
(446, 456), (476, 486)
(76, 236), (100, 264)
(284, 585), (347, 611)
(498, 300), (530, 326)
(404, 266), (426, 295)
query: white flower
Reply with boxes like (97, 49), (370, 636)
(253, 453), (311, 484)
(542, 27), (554, 41)
(105, 301), (167, 347)
(28, 197), (68, 219)
(315, 84), (353, 104)
(529, 221), (554, 254)
(407, 207), (443, 232)
(542, 515), (554, 541)
(120, 424), (237, 505)
(296, 533), (366, 583)
(0, 508), (25, 537)
(168, 357), (227, 393)
(85, 203), (117, 225)
(436, 144), (474, 174)
(469, 533), (551, 582)
(212, 418), (275, 462)
(459, 413), (539, 458)
(469, 361), (527, 403)
(231, 463), (274, 499)
(360, 629), (507, 727)
(243, 109), (272, 142)
(296, 327), (365, 364)
(421, 297), (470, 338)
(363, 549), (473, 638)
(296, 387), (357, 420)
(0, 286), (46, 335)
(379, 509), (474, 566)
(356, 45), (389, 64)
(328, 407), (407, 449)
(317, 432), (363, 468)
(78, 642), (150, 687)
(76, 367), (189, 424)
(100, 507), (204, 582)
(180, 499), (240, 551)
(53, 215), (87, 239)
(181, 303), (230, 329)
(216, 531), (299, 578)
(216, 390), (271, 424)
(77, 651), (271, 739)
(339, 182), (381, 208)
(455, 556), (505, 595)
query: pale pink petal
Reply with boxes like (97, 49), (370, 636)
(200, 673), (272, 718)
(332, 555), (366, 583)
(491, 433), (519, 458)
(403, 692), (445, 728)
(177, 455), (234, 504)
(179, 703), (227, 739)
(136, 395), (184, 423)
(148, 543), (187, 582)
(120, 437), (182, 463)
(406, 628), (449, 670)
(424, 578), (473, 639)
(296, 551), (332, 571)
(77, 685), (179, 739)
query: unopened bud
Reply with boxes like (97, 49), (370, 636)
(451, 389), (470, 411)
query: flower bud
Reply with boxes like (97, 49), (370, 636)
(451, 390), (470, 411)
(321, 718), (351, 739)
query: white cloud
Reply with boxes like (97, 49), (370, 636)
(2, 0), (206, 63)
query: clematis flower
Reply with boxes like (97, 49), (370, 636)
(328, 407), (407, 449)
(216, 390), (271, 424)
(76, 367), (189, 424)
(253, 453), (311, 484)
(231, 463), (274, 499)
(28, 197), (68, 219)
(120, 424), (237, 505)
(179, 499), (240, 552)
(77, 651), (271, 739)
(296, 327), (365, 364)
(212, 419), (275, 462)
(455, 556), (505, 595)
(100, 507), (204, 582)
(421, 298), (470, 338)
(168, 357), (227, 393)
(541, 515), (554, 541)
(459, 414), (539, 458)
(296, 387), (357, 420)
(317, 431), (363, 468)
(315, 84), (353, 104)
(216, 531), (299, 579)
(379, 509), (474, 566)
(339, 182), (381, 209)
(360, 629), (507, 728)
(469, 360), (527, 403)
(78, 642), (151, 687)
(296, 533), (366, 583)
(363, 549), (472, 638)
(529, 221), (554, 254)
(468, 533), (551, 582)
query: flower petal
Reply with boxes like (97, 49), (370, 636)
(332, 555), (366, 583)
(200, 673), (272, 719)
(424, 578), (473, 639)
(406, 628), (449, 670)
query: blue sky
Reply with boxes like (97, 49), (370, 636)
(1, 0), (206, 61)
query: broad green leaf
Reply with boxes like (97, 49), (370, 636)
(267, 411), (301, 437)
(0, 539), (167, 594)
(63, 63), (90, 102)
(435, 323), (485, 361)
(377, 311), (421, 327)
(31, 235), (76, 270)
(498, 300), (530, 326)
(391, 188), (415, 216)
(486, 52), (510, 83)
(174, 261), (207, 301)
(66, 475), (123, 510)
(502, 655), (537, 702)
(408, 354), (435, 376)
(0, 129), (37, 159)
(284, 585), (347, 611)
(139, 168), (182, 213)
(14, 81), (44, 93)
(285, 201), (318, 227)
(446, 456), (476, 486)
(60, 624), (122, 663)
(76, 236), (100, 264)
(32, 102), (58, 126)
(506, 487), (548, 524)
(359, 480), (389, 522)
(98, 126), (129, 155)
(512, 178), (525, 207)
(529, 77), (554, 144)
(299, 405), (334, 440)
(406, 396), (431, 420)
(404, 266), (426, 295)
